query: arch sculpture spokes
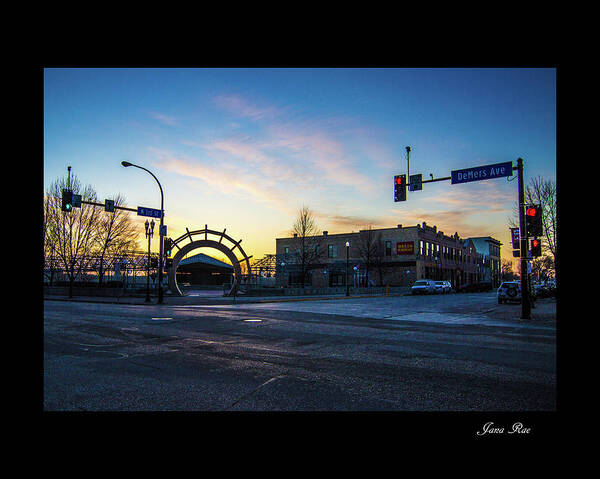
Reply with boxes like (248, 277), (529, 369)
(166, 226), (252, 297)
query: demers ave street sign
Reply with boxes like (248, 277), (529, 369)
(451, 161), (513, 185)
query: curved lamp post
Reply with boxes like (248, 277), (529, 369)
(121, 161), (165, 304)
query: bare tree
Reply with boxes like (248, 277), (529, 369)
(508, 175), (556, 265)
(43, 194), (60, 286)
(92, 193), (140, 286)
(525, 176), (557, 261)
(501, 258), (517, 281)
(290, 206), (323, 288)
(531, 255), (555, 281)
(45, 174), (98, 298)
(357, 226), (381, 287)
(371, 233), (387, 287)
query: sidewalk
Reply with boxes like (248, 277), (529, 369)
(43, 291), (404, 306)
(485, 297), (556, 323)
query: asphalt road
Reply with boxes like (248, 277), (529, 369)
(43, 292), (556, 412)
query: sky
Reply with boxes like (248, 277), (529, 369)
(43, 67), (556, 266)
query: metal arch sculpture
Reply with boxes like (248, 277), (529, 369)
(166, 225), (252, 297)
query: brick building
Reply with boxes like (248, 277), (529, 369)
(275, 222), (501, 289)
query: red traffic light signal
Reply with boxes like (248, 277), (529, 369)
(394, 174), (406, 202)
(530, 238), (542, 257)
(525, 204), (543, 237)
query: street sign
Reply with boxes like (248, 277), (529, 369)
(451, 161), (513, 185)
(510, 227), (520, 250)
(137, 206), (162, 218)
(409, 174), (422, 191)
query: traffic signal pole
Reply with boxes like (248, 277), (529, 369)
(396, 154), (532, 319)
(517, 157), (531, 319)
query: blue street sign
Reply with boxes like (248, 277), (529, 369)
(137, 206), (162, 218)
(451, 161), (513, 185)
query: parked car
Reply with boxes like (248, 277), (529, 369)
(497, 281), (521, 303)
(434, 280), (452, 294)
(411, 279), (436, 295)
(534, 281), (557, 299)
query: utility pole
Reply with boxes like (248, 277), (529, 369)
(517, 157), (531, 319)
(406, 146), (411, 186)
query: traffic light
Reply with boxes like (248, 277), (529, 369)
(164, 238), (172, 257)
(531, 238), (542, 257)
(525, 204), (543, 237)
(394, 174), (407, 202)
(61, 189), (73, 212)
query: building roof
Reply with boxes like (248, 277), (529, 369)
(467, 236), (502, 256)
(179, 253), (233, 270)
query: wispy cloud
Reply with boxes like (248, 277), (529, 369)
(150, 148), (296, 215)
(211, 94), (379, 194)
(213, 94), (280, 121)
(150, 112), (178, 126)
(322, 213), (391, 231)
(263, 125), (376, 194)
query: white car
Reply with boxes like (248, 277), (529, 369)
(434, 280), (452, 294)
(497, 281), (521, 303)
(411, 279), (436, 295)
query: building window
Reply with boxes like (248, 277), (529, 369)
(419, 240), (424, 256)
(328, 244), (338, 258)
(385, 240), (391, 256)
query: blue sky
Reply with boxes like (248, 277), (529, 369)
(44, 67), (556, 264)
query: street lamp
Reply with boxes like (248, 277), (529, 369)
(122, 160), (165, 303)
(346, 241), (350, 297)
(144, 219), (155, 303)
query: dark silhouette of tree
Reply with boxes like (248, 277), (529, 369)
(93, 193), (139, 286)
(45, 174), (98, 298)
(509, 175), (556, 275)
(357, 225), (382, 287)
(290, 206), (323, 288)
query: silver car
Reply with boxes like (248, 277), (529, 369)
(434, 280), (452, 294)
(411, 279), (436, 295)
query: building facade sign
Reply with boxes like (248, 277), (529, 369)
(396, 241), (414, 255)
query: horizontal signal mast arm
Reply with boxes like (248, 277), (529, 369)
(416, 166), (517, 185)
(52, 196), (138, 212)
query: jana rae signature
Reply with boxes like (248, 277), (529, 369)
(477, 422), (531, 435)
